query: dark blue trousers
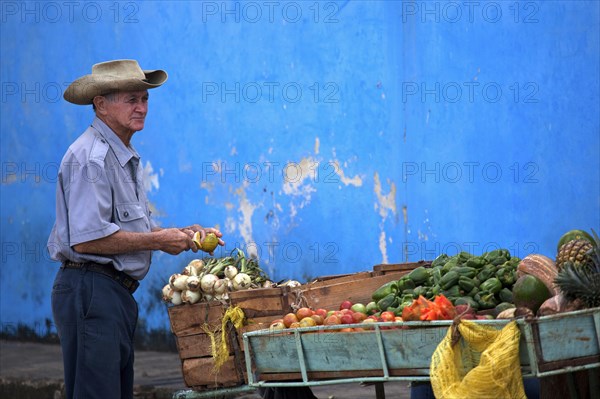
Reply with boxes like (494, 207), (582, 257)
(52, 267), (138, 399)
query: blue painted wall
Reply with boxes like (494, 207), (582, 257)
(1, 1), (599, 334)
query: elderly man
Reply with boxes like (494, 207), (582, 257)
(47, 59), (223, 399)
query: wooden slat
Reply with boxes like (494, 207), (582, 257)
(288, 271), (414, 311)
(372, 261), (432, 276)
(229, 287), (291, 318)
(303, 272), (372, 288)
(175, 331), (233, 360)
(168, 301), (224, 337)
(182, 355), (245, 388)
(257, 368), (430, 381)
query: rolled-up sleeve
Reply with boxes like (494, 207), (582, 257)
(63, 157), (120, 246)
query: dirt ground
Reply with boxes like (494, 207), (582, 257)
(0, 340), (412, 399)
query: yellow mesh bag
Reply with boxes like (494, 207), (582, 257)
(430, 320), (526, 399)
(201, 306), (245, 374)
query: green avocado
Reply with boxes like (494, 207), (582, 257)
(512, 275), (551, 314)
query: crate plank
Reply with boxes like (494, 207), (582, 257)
(175, 332), (215, 360)
(372, 261), (432, 276)
(289, 271), (413, 311)
(182, 355), (245, 388)
(229, 287), (291, 318)
(303, 272), (373, 289)
(168, 301), (224, 337)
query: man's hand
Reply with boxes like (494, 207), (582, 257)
(73, 225), (223, 257)
(155, 228), (197, 255)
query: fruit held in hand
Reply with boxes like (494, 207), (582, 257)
(193, 232), (219, 253)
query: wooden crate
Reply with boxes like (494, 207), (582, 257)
(182, 355), (246, 388)
(168, 301), (225, 338)
(244, 307), (600, 382)
(168, 286), (294, 390)
(229, 286), (292, 319)
(167, 302), (247, 390)
(288, 269), (415, 311)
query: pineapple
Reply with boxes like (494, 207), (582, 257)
(555, 229), (600, 308)
(556, 239), (593, 270)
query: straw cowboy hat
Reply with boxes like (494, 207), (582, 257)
(64, 59), (168, 105)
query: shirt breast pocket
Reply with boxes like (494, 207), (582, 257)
(115, 203), (149, 232)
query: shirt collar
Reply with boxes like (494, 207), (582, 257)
(91, 117), (140, 167)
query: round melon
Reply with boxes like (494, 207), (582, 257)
(512, 275), (551, 314)
(557, 229), (595, 252)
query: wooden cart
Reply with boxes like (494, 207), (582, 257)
(173, 307), (600, 399)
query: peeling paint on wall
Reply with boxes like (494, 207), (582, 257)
(142, 161), (159, 193)
(373, 172), (397, 220)
(379, 230), (388, 264)
(374, 172), (398, 263)
(234, 183), (259, 258)
(333, 160), (363, 187)
(282, 156), (318, 205)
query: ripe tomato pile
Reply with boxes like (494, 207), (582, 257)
(268, 295), (458, 333)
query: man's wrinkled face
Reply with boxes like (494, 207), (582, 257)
(99, 90), (149, 134)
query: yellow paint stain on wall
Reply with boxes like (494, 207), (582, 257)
(333, 160), (363, 187)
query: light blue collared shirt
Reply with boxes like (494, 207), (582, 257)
(47, 117), (157, 279)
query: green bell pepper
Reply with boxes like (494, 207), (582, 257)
(458, 276), (477, 293)
(475, 291), (498, 309)
(454, 266), (478, 279)
(432, 253), (450, 268)
(495, 267), (516, 286)
(377, 292), (398, 311)
(440, 270), (459, 290)
(407, 266), (430, 285)
(498, 287), (513, 303)
(480, 277), (502, 294)
(372, 280), (398, 302)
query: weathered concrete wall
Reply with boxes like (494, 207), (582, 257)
(1, 1), (598, 335)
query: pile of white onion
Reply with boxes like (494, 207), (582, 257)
(162, 259), (254, 305)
